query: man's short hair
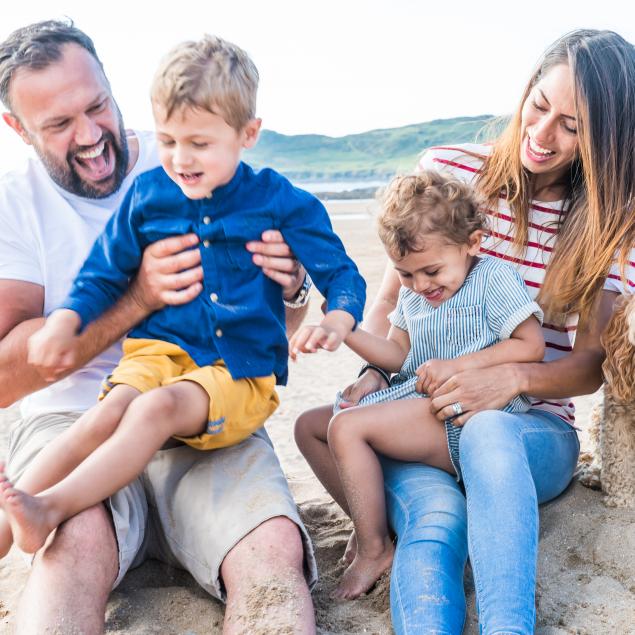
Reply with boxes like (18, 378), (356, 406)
(151, 34), (259, 131)
(0, 19), (103, 111)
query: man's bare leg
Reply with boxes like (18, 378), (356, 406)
(16, 503), (118, 634)
(221, 516), (315, 635)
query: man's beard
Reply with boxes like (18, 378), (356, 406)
(33, 113), (129, 199)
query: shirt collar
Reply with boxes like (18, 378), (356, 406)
(212, 161), (247, 201)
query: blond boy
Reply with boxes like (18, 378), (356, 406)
(0, 35), (365, 561)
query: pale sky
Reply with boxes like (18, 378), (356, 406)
(1, 0), (634, 173)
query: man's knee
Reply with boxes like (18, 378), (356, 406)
(222, 516), (304, 586)
(37, 504), (118, 576)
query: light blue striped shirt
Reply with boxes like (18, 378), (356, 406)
(390, 255), (543, 388)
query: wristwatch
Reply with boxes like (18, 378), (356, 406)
(283, 274), (313, 308)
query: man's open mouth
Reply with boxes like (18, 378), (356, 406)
(73, 138), (115, 181)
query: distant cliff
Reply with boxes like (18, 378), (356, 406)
(245, 115), (496, 181)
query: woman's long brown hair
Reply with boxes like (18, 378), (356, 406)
(476, 30), (635, 326)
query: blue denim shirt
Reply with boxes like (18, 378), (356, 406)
(63, 162), (365, 384)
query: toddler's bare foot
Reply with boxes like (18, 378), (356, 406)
(341, 530), (357, 565)
(1, 484), (60, 554)
(333, 537), (394, 600)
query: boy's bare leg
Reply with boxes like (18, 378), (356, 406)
(0, 384), (138, 558)
(0, 381), (209, 553)
(328, 398), (454, 600)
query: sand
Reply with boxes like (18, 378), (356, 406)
(1, 200), (633, 634)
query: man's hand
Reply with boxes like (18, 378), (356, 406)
(27, 310), (81, 381)
(246, 230), (305, 300)
(130, 233), (204, 312)
(415, 358), (461, 395)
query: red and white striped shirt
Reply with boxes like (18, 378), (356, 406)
(419, 143), (635, 425)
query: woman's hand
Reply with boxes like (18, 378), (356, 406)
(429, 363), (523, 426)
(338, 369), (389, 409)
(246, 230), (305, 299)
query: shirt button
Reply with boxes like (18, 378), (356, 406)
(203, 216), (211, 224)
(210, 292), (219, 302)
(203, 240), (210, 248)
(215, 328), (223, 337)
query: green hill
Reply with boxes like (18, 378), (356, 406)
(244, 115), (497, 181)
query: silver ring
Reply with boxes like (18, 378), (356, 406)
(451, 402), (463, 416)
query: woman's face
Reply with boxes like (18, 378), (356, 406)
(520, 64), (579, 193)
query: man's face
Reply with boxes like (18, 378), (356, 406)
(6, 43), (128, 198)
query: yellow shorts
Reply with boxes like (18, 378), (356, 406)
(100, 338), (279, 450)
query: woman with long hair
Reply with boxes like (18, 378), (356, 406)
(293, 29), (635, 633)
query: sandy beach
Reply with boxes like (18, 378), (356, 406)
(1, 200), (633, 634)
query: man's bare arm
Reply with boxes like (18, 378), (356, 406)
(0, 235), (204, 407)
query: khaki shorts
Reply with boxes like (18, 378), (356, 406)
(101, 338), (280, 450)
(6, 410), (317, 600)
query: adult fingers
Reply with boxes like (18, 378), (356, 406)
(252, 253), (299, 273)
(151, 247), (202, 275)
(261, 267), (297, 289)
(246, 230), (294, 257)
(159, 267), (204, 292)
(146, 234), (199, 259)
(159, 282), (203, 306)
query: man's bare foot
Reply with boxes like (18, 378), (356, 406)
(332, 537), (394, 600)
(341, 530), (357, 565)
(1, 484), (60, 554)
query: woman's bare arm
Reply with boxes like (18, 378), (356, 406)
(429, 290), (617, 425)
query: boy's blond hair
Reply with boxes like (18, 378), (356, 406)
(151, 34), (258, 130)
(377, 171), (487, 259)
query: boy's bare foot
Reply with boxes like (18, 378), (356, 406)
(332, 537), (394, 601)
(1, 484), (60, 554)
(341, 530), (357, 565)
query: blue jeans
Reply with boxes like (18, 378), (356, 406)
(382, 409), (580, 635)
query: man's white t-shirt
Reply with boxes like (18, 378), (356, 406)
(0, 130), (159, 418)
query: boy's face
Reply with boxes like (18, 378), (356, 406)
(153, 104), (261, 199)
(390, 231), (482, 307)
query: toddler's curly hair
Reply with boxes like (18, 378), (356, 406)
(377, 171), (487, 258)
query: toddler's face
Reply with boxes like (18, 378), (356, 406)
(391, 232), (481, 307)
(153, 104), (260, 199)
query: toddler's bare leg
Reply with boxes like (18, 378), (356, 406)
(0, 385), (138, 558)
(328, 397), (453, 600)
(0, 381), (209, 553)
